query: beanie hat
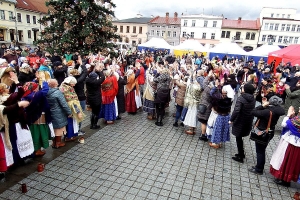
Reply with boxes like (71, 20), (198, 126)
(53, 61), (62, 67)
(243, 83), (255, 94)
(269, 95), (283, 106)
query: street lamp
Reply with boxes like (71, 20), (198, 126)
(267, 35), (274, 45)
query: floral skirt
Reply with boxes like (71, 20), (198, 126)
(99, 102), (117, 121)
(143, 99), (155, 114)
(208, 114), (230, 144)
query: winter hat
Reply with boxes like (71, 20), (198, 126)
(243, 83), (255, 94)
(85, 64), (91, 70)
(22, 82), (38, 97)
(53, 61), (62, 67)
(29, 49), (35, 53)
(21, 63), (30, 68)
(269, 95), (283, 106)
(0, 59), (7, 65)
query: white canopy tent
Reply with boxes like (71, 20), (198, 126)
(174, 40), (208, 52)
(138, 38), (172, 49)
(246, 44), (281, 57)
(208, 42), (246, 55)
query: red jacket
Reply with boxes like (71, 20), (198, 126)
(137, 67), (145, 85)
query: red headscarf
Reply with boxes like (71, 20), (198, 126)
(22, 82), (38, 97)
(101, 75), (118, 104)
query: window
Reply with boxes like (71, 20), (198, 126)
(204, 21), (208, 27)
(8, 11), (13, 20)
(120, 26), (123, 33)
(126, 26), (129, 33)
(276, 14), (279, 18)
(273, 35), (277, 42)
(157, 26), (160, 28)
(283, 36), (288, 43)
(221, 31), (226, 38)
(213, 21), (217, 27)
(245, 32), (250, 40)
(183, 20), (187, 26)
(235, 32), (241, 40)
(192, 20), (196, 27)
(17, 13), (21, 22)
(297, 25), (300, 32)
(287, 14), (291, 18)
(292, 25), (296, 31)
(27, 30), (31, 39)
(295, 37), (299, 44)
(167, 31), (171, 37)
(286, 24), (291, 31)
(225, 31), (230, 38)
(281, 24), (286, 31)
(173, 26), (176, 28)
(156, 30), (160, 37)
(139, 27), (142, 34)
(271, 13), (274, 17)
(211, 33), (215, 39)
(168, 26), (172, 28)
(151, 25), (155, 27)
(264, 23), (269, 30)
(150, 30), (154, 36)
(275, 23), (279, 30)
(262, 35), (266, 41)
(191, 32), (195, 38)
(0, 10), (5, 20)
(133, 26), (136, 33)
(278, 36), (283, 43)
(202, 32), (206, 39)
(173, 31), (177, 37)
(33, 16), (36, 24)
(162, 26), (165, 28)
(18, 30), (23, 41)
(289, 37), (294, 43)
(282, 14), (285, 18)
(26, 15), (30, 23)
(182, 31), (186, 37)
(162, 31), (165, 37)
(251, 33), (256, 40)
(269, 23), (274, 30)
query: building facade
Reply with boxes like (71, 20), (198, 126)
(0, 0), (47, 46)
(112, 16), (152, 46)
(147, 12), (181, 46)
(220, 18), (260, 51)
(180, 14), (223, 47)
(258, 7), (300, 47)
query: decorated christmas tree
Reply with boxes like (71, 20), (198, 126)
(35, 0), (119, 55)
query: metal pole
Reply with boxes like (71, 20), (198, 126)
(14, 5), (18, 42)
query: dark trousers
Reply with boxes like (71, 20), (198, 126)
(155, 103), (166, 118)
(255, 132), (274, 172)
(90, 103), (101, 116)
(175, 105), (183, 123)
(235, 137), (244, 157)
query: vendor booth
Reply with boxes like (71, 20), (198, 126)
(268, 44), (300, 67)
(247, 44), (280, 63)
(173, 40), (208, 58)
(137, 38), (172, 53)
(208, 42), (246, 60)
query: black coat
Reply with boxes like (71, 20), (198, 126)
(53, 66), (68, 86)
(251, 105), (285, 131)
(85, 71), (105, 106)
(230, 93), (256, 137)
(74, 65), (88, 101)
(18, 71), (35, 85)
(116, 76), (127, 114)
(51, 56), (62, 64)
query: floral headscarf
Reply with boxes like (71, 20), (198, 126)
(22, 82), (38, 98)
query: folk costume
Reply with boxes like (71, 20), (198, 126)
(125, 69), (141, 113)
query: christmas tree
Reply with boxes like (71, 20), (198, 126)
(35, 0), (119, 55)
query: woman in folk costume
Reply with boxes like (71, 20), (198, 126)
(143, 67), (157, 120)
(59, 77), (85, 141)
(270, 106), (300, 187)
(125, 66), (141, 114)
(21, 77), (52, 156)
(46, 79), (72, 148)
(99, 69), (118, 124)
(115, 65), (127, 120)
(207, 79), (234, 148)
(183, 72), (202, 135)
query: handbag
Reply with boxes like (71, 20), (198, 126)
(198, 104), (207, 114)
(250, 111), (272, 145)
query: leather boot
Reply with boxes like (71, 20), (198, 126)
(90, 114), (95, 129)
(53, 136), (65, 149)
(159, 115), (163, 126)
(91, 115), (100, 129)
(155, 115), (160, 126)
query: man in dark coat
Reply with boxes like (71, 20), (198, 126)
(230, 83), (256, 163)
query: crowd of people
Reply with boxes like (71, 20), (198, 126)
(0, 42), (300, 188)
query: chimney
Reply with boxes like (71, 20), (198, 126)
(174, 12), (178, 18)
(166, 12), (169, 18)
(238, 17), (242, 20)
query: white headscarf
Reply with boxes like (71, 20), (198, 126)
(222, 85), (235, 99)
(62, 76), (77, 85)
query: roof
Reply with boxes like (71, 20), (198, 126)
(16, 0), (48, 14)
(222, 18), (260, 30)
(113, 17), (152, 24)
(149, 16), (181, 25)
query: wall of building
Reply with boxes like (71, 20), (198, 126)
(147, 24), (180, 46)
(0, 1), (17, 43)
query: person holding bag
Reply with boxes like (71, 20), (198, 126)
(249, 96), (285, 175)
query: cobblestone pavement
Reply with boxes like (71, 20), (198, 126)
(0, 105), (299, 200)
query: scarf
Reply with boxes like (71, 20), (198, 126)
(126, 74), (139, 96)
(59, 83), (79, 102)
(101, 75), (118, 104)
(0, 105), (11, 150)
(22, 82), (38, 98)
(0, 94), (9, 105)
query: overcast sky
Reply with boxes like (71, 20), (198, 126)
(113, 0), (300, 20)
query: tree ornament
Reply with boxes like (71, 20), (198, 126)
(81, 10), (87, 16)
(85, 36), (94, 45)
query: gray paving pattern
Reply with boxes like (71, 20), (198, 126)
(0, 105), (299, 200)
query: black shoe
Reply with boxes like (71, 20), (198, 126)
(232, 155), (244, 163)
(155, 122), (160, 126)
(116, 116), (121, 120)
(248, 168), (263, 175)
(159, 122), (163, 126)
(173, 122), (178, 127)
(235, 154), (245, 159)
(180, 122), (184, 127)
(91, 125), (100, 129)
(274, 179), (291, 187)
(199, 135), (208, 141)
